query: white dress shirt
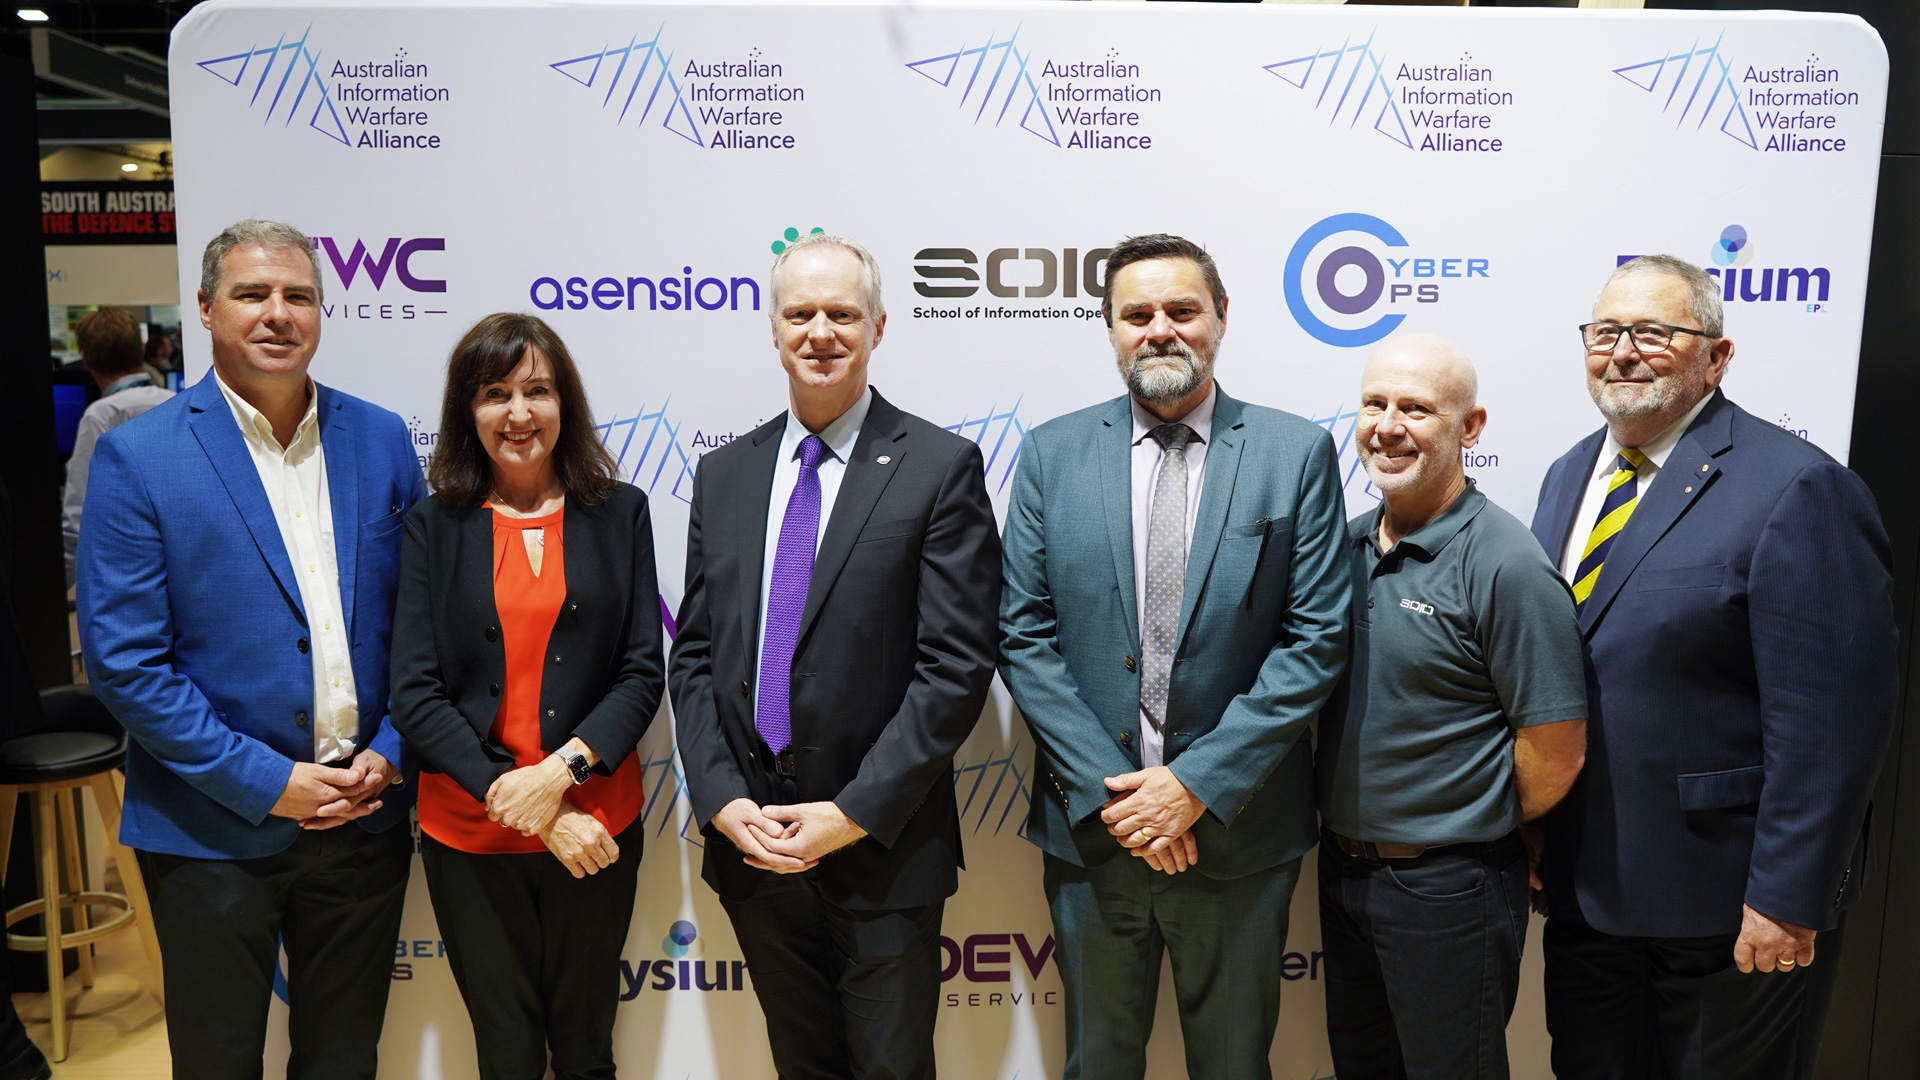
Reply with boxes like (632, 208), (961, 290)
(1129, 384), (1216, 768)
(214, 372), (361, 764)
(1558, 392), (1715, 583)
(63, 373), (175, 586)
(756, 387), (872, 707)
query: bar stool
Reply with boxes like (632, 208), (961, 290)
(0, 685), (164, 1062)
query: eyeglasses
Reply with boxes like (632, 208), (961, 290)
(1579, 322), (1712, 354)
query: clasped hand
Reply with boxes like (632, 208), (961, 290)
(485, 756), (574, 836)
(542, 801), (619, 879)
(1101, 766), (1206, 875)
(272, 749), (395, 830)
(712, 798), (867, 873)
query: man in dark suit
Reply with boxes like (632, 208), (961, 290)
(1529, 254), (1898, 1080)
(668, 233), (1001, 1080)
(77, 219), (425, 1080)
(999, 234), (1349, 1079)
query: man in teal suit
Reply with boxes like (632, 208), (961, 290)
(999, 234), (1349, 1079)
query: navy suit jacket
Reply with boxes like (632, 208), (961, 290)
(77, 374), (426, 860)
(1530, 390), (1897, 936)
(999, 388), (1350, 878)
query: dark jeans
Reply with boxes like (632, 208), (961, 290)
(1543, 907), (1847, 1080)
(720, 872), (944, 1080)
(137, 823), (412, 1080)
(1319, 829), (1530, 1080)
(420, 817), (642, 1080)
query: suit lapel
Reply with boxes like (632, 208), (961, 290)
(1578, 392), (1733, 635)
(736, 416), (785, 676)
(796, 392), (908, 648)
(185, 376), (305, 622)
(1176, 391), (1244, 650)
(319, 387), (359, 634)
(1535, 428), (1606, 561)
(1098, 398), (1139, 648)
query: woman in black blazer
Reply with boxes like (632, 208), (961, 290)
(391, 313), (662, 1080)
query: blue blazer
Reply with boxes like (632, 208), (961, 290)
(999, 389), (1349, 879)
(77, 374), (426, 860)
(1529, 390), (1897, 936)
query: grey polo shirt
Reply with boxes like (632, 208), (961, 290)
(1317, 484), (1587, 846)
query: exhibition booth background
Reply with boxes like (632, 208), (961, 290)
(3, 0), (1917, 1076)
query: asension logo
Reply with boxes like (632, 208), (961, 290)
(310, 235), (449, 322)
(1283, 212), (1490, 348)
(618, 920), (750, 999)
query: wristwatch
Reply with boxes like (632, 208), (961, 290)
(555, 748), (591, 786)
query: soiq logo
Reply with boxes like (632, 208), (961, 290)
(1283, 213), (1489, 348)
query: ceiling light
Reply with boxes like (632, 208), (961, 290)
(120, 162), (139, 172)
(17, 9), (50, 21)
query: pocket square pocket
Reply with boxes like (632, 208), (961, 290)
(1676, 764), (1765, 810)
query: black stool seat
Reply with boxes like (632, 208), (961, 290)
(0, 732), (125, 785)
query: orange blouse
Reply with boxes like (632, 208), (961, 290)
(418, 505), (643, 854)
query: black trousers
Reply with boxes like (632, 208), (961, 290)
(420, 818), (642, 1080)
(1319, 830), (1531, 1080)
(137, 822), (413, 1080)
(720, 871), (944, 1080)
(1543, 907), (1847, 1080)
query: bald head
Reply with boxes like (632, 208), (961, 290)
(1363, 333), (1478, 414)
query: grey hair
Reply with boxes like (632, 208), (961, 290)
(1603, 254), (1724, 338)
(768, 232), (884, 320)
(200, 218), (324, 302)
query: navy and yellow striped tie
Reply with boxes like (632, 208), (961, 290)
(1571, 448), (1650, 611)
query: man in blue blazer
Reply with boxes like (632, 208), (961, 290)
(1000, 234), (1348, 1079)
(78, 220), (426, 1080)
(1529, 255), (1897, 1080)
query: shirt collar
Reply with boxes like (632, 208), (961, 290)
(1357, 483), (1488, 560)
(1597, 391), (1714, 478)
(103, 372), (153, 395)
(1130, 382), (1217, 448)
(214, 368), (318, 452)
(783, 385), (872, 466)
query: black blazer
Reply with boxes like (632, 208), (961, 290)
(390, 482), (665, 805)
(1530, 391), (1897, 936)
(669, 389), (1002, 910)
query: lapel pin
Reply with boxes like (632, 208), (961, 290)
(1700, 464), (1709, 472)
(876, 455), (892, 465)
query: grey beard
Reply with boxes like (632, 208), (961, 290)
(1121, 342), (1214, 405)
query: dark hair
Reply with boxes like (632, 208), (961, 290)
(1099, 233), (1228, 326)
(429, 313), (618, 507)
(75, 307), (145, 376)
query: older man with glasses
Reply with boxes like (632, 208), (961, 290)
(1527, 254), (1898, 1080)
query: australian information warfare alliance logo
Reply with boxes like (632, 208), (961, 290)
(551, 29), (806, 150)
(1263, 31), (1513, 154)
(906, 27), (1160, 150)
(196, 29), (449, 149)
(1612, 34), (1860, 153)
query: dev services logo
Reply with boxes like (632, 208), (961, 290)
(1284, 212), (1490, 348)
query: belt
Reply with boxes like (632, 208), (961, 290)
(1329, 830), (1428, 860)
(771, 747), (797, 778)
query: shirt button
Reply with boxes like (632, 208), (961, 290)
(296, 638), (309, 654)
(295, 712), (309, 728)
(294, 509), (303, 518)
(332, 677), (341, 688)
(307, 564), (316, 573)
(1368, 599), (1375, 608)
(323, 620), (331, 631)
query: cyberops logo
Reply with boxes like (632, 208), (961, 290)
(197, 31), (447, 149)
(550, 26), (704, 145)
(619, 921), (749, 998)
(1284, 212), (1490, 348)
(310, 235), (449, 322)
(905, 25), (1062, 147)
(1616, 225), (1831, 310)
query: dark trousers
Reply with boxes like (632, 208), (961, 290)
(420, 818), (642, 1080)
(1043, 849), (1302, 1080)
(1543, 908), (1846, 1080)
(137, 823), (412, 1080)
(720, 871), (944, 1080)
(1318, 830), (1530, 1080)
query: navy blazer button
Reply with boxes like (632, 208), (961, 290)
(296, 638), (309, 654)
(295, 712), (309, 728)
(486, 626), (499, 642)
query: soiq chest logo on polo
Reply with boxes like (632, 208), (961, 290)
(1284, 213), (1491, 348)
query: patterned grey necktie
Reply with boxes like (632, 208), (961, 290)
(1141, 422), (1194, 740)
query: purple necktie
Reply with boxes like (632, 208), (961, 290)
(756, 435), (827, 753)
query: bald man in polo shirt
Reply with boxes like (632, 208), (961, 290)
(1316, 334), (1588, 1080)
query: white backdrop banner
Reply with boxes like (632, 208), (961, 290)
(165, 2), (1886, 1077)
